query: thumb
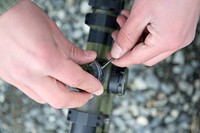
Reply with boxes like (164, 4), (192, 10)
(111, 7), (150, 58)
(68, 43), (97, 64)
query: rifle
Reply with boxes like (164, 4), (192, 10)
(67, 0), (129, 132)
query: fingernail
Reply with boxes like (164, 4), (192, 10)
(90, 95), (94, 100)
(84, 50), (97, 58)
(93, 89), (104, 96)
(111, 43), (123, 58)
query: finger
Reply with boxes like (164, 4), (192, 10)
(116, 10), (130, 28)
(32, 76), (93, 109)
(143, 50), (176, 66)
(52, 29), (97, 65)
(50, 59), (103, 96)
(116, 14), (127, 28)
(111, 30), (119, 41)
(65, 42), (97, 64)
(111, 8), (150, 58)
(14, 82), (46, 104)
(120, 9), (130, 18)
(106, 52), (112, 60)
(73, 49), (97, 65)
(112, 34), (169, 67)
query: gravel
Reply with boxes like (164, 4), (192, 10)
(0, 0), (200, 133)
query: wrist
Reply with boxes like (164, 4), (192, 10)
(0, 0), (21, 15)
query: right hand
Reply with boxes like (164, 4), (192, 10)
(0, 0), (103, 108)
(111, 0), (200, 67)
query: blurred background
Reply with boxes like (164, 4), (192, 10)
(0, 0), (199, 133)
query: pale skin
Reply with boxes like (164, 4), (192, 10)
(111, 0), (200, 67)
(0, 0), (103, 109)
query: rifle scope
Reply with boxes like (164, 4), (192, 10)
(68, 0), (128, 133)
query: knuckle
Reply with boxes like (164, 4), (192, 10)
(66, 43), (82, 59)
(36, 50), (52, 66)
(117, 29), (136, 46)
(9, 67), (29, 81)
(70, 76), (85, 88)
(87, 80), (103, 93)
(33, 49), (58, 71)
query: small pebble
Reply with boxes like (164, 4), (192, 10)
(136, 116), (149, 126)
(80, 1), (91, 14)
(72, 30), (83, 39)
(145, 74), (160, 90)
(173, 51), (185, 65)
(134, 77), (148, 90)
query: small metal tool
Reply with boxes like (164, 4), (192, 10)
(101, 57), (114, 70)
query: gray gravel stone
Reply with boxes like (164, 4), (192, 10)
(150, 118), (161, 128)
(145, 74), (160, 90)
(57, 10), (66, 20)
(178, 81), (194, 96)
(80, 1), (91, 14)
(196, 34), (200, 46)
(72, 29), (83, 39)
(161, 83), (174, 94)
(0, 93), (5, 103)
(129, 104), (140, 117)
(192, 89), (200, 103)
(62, 108), (69, 117)
(183, 65), (194, 75)
(113, 106), (128, 116)
(134, 76), (148, 90)
(113, 117), (127, 132)
(170, 109), (179, 119)
(172, 65), (182, 74)
(173, 51), (185, 65)
(136, 116), (149, 126)
(194, 79), (200, 89)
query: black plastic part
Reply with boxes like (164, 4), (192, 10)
(107, 66), (127, 95)
(85, 13), (118, 29)
(89, 61), (104, 82)
(86, 0), (124, 46)
(68, 110), (104, 128)
(88, 29), (113, 45)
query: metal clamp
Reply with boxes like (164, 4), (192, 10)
(68, 109), (107, 128)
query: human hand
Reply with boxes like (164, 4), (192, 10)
(111, 0), (200, 67)
(0, 0), (103, 108)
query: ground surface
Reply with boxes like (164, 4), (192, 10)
(0, 0), (200, 133)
